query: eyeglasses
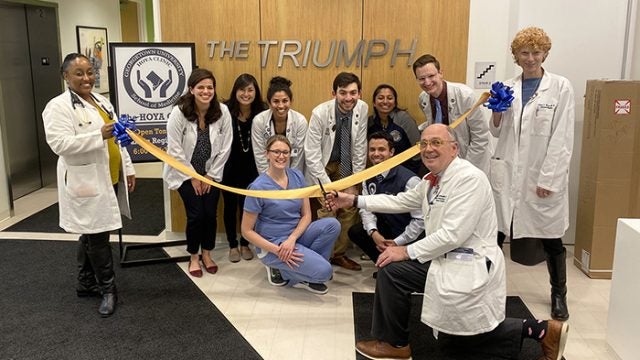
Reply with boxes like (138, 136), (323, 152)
(268, 149), (290, 156)
(418, 138), (455, 149)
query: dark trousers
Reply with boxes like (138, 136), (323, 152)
(221, 190), (249, 248)
(497, 228), (564, 256)
(178, 180), (220, 254)
(348, 223), (388, 263)
(373, 260), (524, 359)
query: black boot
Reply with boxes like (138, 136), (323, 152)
(85, 232), (118, 317)
(77, 235), (100, 297)
(546, 248), (569, 321)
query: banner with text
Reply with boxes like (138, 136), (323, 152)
(109, 43), (195, 162)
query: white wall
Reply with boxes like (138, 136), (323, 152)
(467, 0), (634, 244)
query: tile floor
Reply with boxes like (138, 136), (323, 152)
(0, 164), (622, 360)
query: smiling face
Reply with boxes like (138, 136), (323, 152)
(266, 139), (291, 171)
(333, 82), (360, 113)
(373, 88), (396, 117)
(190, 78), (215, 108)
(515, 46), (546, 78)
(235, 84), (256, 107)
(419, 124), (458, 174)
(368, 138), (394, 165)
(63, 57), (95, 100)
(414, 63), (444, 98)
(269, 91), (291, 121)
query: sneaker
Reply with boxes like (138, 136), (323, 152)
(228, 248), (241, 263)
(293, 281), (328, 295)
(265, 266), (288, 286)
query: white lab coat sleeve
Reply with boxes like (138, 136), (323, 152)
(393, 176), (425, 245)
(359, 181), (378, 233)
(42, 101), (104, 156)
(207, 108), (233, 181)
(361, 182), (424, 214)
(252, 111), (269, 174)
(537, 81), (574, 192)
(289, 114), (307, 171)
(121, 147), (135, 176)
(304, 110), (330, 185)
(166, 106), (195, 183)
(408, 173), (486, 263)
(352, 102), (369, 173)
(463, 95), (491, 172)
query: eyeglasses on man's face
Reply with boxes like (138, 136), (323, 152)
(418, 138), (455, 149)
(268, 149), (291, 157)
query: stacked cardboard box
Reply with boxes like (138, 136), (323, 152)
(574, 80), (640, 279)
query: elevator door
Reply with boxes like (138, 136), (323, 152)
(0, 2), (59, 200)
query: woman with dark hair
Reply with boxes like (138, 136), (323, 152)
(241, 135), (339, 294)
(42, 53), (136, 317)
(163, 68), (232, 277)
(252, 76), (307, 174)
(367, 84), (421, 173)
(221, 74), (267, 263)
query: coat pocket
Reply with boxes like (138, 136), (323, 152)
(65, 164), (100, 198)
(489, 158), (507, 192)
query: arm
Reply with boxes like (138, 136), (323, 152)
(393, 176), (425, 245)
(289, 113), (307, 171)
(42, 100), (105, 156)
(278, 197), (312, 262)
(241, 210), (280, 254)
(461, 90), (491, 172)
(165, 107), (195, 183)
(304, 110), (331, 184)
(206, 107), (233, 182)
(351, 101), (369, 173)
(251, 111), (269, 174)
(359, 182), (378, 234)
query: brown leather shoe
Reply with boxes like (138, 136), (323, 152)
(330, 254), (362, 271)
(539, 319), (569, 360)
(356, 340), (411, 360)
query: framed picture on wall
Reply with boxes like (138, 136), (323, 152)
(76, 26), (109, 94)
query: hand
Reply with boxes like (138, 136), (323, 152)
(343, 186), (359, 195)
(536, 186), (553, 198)
(190, 178), (203, 196)
(127, 175), (136, 192)
(375, 246), (409, 268)
(371, 232), (388, 252)
(201, 175), (213, 194)
(137, 70), (152, 98)
(277, 237), (297, 262)
(324, 191), (353, 212)
(277, 241), (304, 270)
(101, 123), (114, 139)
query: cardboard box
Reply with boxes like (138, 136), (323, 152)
(574, 80), (640, 279)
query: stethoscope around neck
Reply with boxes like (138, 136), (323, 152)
(69, 90), (113, 127)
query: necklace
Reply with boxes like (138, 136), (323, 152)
(237, 119), (251, 153)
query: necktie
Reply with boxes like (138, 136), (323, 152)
(425, 173), (439, 187)
(338, 117), (352, 178)
(434, 100), (443, 124)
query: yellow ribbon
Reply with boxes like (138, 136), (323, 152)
(127, 92), (489, 199)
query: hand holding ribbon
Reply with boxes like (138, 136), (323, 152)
(112, 114), (137, 146)
(485, 82), (514, 112)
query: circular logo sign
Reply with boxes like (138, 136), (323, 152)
(122, 48), (186, 109)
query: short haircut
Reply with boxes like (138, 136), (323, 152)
(412, 54), (440, 75)
(368, 131), (395, 152)
(510, 27), (552, 62)
(332, 72), (361, 92)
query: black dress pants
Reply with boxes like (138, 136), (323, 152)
(178, 180), (220, 254)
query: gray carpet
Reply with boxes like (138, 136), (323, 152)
(0, 239), (262, 360)
(4, 178), (165, 236)
(353, 292), (565, 360)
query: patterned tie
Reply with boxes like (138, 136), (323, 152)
(425, 173), (439, 187)
(434, 100), (443, 124)
(339, 117), (352, 178)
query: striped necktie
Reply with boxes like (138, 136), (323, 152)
(339, 117), (352, 178)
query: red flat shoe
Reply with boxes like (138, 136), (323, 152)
(203, 262), (218, 274)
(188, 260), (203, 278)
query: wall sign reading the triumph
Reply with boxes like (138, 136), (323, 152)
(110, 43), (195, 162)
(205, 39), (418, 68)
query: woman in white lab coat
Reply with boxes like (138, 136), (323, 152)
(489, 27), (575, 321)
(42, 53), (136, 317)
(163, 69), (232, 278)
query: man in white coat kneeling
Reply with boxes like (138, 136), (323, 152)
(326, 124), (568, 360)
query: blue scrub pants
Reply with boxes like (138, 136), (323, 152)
(260, 218), (340, 285)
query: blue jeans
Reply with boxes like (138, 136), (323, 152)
(260, 218), (340, 285)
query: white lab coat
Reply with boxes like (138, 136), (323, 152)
(42, 90), (135, 234)
(361, 157), (506, 335)
(489, 71), (574, 239)
(418, 82), (491, 174)
(251, 108), (307, 174)
(304, 99), (368, 185)
(163, 104), (233, 189)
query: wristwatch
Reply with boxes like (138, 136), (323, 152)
(368, 229), (378, 237)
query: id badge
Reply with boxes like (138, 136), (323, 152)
(447, 247), (474, 261)
(291, 148), (300, 158)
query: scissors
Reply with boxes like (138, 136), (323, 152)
(318, 178), (329, 199)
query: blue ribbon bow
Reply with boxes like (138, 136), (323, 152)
(485, 82), (514, 113)
(112, 114), (137, 147)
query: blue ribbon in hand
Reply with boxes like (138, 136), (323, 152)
(112, 114), (137, 147)
(485, 82), (514, 112)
